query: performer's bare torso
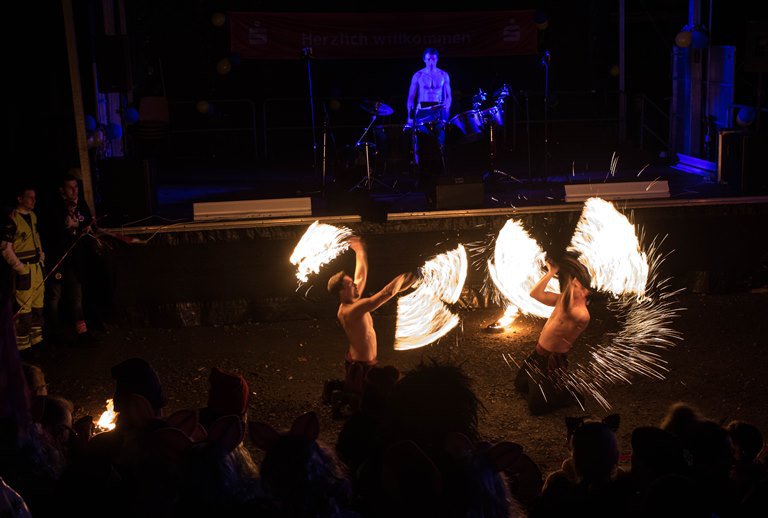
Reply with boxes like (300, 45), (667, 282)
(538, 288), (590, 354)
(338, 304), (377, 362)
(414, 68), (449, 105)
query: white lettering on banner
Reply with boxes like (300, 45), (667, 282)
(249, 21), (267, 45)
(298, 32), (471, 48)
(503, 19), (521, 43)
(301, 33), (370, 46)
(370, 33), (472, 46)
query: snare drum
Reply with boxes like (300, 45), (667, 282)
(449, 110), (484, 143)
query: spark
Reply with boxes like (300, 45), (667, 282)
(646, 177), (662, 191)
(604, 152), (619, 182)
(635, 164), (650, 177)
(290, 221), (353, 282)
(493, 170), (522, 183)
(395, 245), (468, 350)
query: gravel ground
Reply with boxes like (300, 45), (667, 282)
(33, 291), (768, 475)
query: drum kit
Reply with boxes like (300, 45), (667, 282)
(347, 84), (510, 190)
(449, 84), (509, 144)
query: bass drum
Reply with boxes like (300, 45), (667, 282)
(449, 110), (484, 143)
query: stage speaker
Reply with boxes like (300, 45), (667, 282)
(719, 131), (768, 193)
(745, 21), (768, 73)
(434, 175), (485, 209)
(324, 188), (386, 222)
(96, 35), (132, 92)
(98, 158), (155, 226)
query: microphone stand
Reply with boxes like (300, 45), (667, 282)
(302, 47), (318, 169)
(542, 51), (551, 178)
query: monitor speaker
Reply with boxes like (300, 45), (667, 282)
(434, 176), (485, 209)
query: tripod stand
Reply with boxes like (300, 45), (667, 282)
(481, 86), (521, 184)
(350, 105), (396, 192)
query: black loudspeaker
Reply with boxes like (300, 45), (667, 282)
(97, 158), (156, 226)
(434, 175), (485, 210)
(325, 187), (387, 222)
(745, 21), (768, 73)
(718, 131), (768, 194)
(96, 35), (132, 92)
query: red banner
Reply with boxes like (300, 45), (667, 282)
(230, 11), (538, 60)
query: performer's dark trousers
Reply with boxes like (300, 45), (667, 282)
(344, 352), (377, 394)
(46, 263), (85, 336)
(514, 343), (571, 415)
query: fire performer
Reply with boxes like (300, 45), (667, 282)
(326, 236), (415, 398)
(514, 252), (592, 415)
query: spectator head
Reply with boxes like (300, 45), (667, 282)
(726, 420), (764, 463)
(22, 363), (48, 396)
(31, 394), (74, 445)
(631, 426), (689, 486)
(660, 401), (703, 440)
(111, 357), (166, 413)
(202, 367), (249, 423)
(571, 421), (619, 483)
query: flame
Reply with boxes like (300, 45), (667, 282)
(487, 305), (520, 332)
(290, 221), (353, 282)
(496, 305), (520, 327)
(395, 245), (468, 350)
(95, 398), (117, 432)
(568, 197), (648, 297)
(487, 219), (559, 320)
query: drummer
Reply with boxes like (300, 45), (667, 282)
(406, 48), (451, 182)
(406, 47), (452, 131)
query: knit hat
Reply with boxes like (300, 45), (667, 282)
(206, 367), (249, 418)
(111, 357), (166, 412)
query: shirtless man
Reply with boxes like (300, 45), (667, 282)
(406, 48), (452, 127)
(514, 253), (592, 415)
(327, 236), (415, 395)
(406, 48), (452, 180)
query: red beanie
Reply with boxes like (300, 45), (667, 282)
(207, 367), (249, 418)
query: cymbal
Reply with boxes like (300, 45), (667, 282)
(360, 100), (394, 116)
(493, 85), (510, 99)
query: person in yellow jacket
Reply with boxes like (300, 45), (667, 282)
(1, 186), (45, 355)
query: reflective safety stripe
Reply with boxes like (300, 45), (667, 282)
(30, 327), (43, 345)
(16, 334), (31, 350)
